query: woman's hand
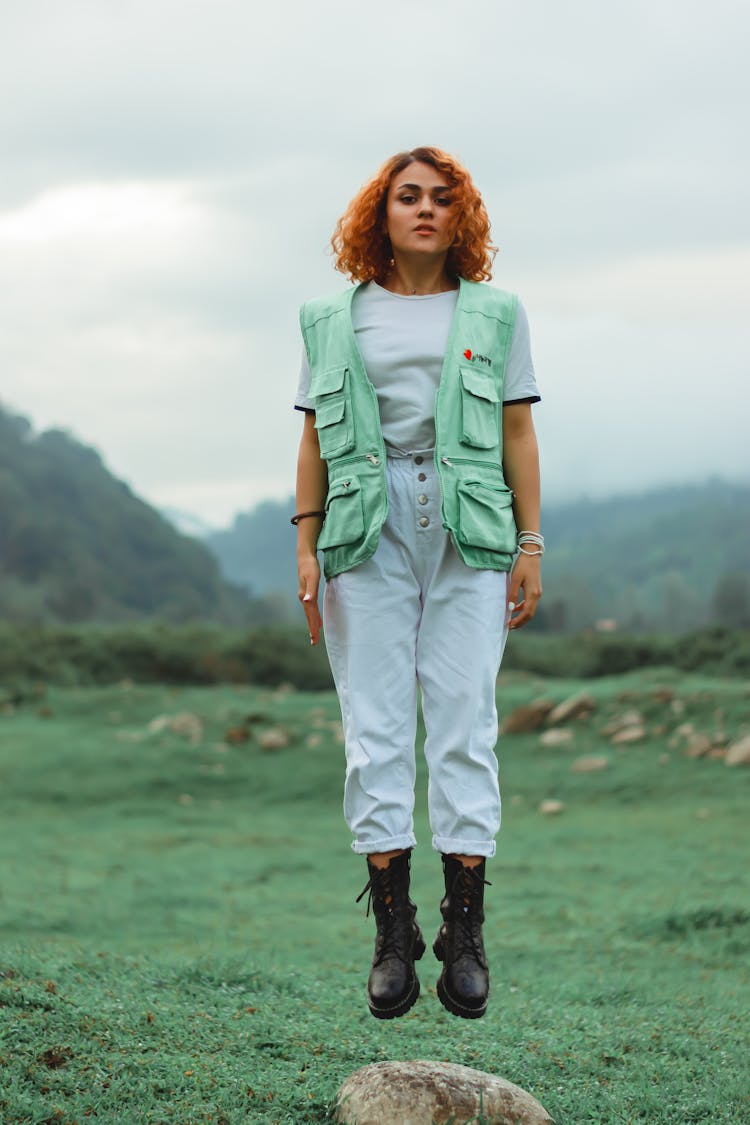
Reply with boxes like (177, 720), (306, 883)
(298, 553), (323, 645)
(507, 553), (542, 630)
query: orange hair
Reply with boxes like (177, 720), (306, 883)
(331, 146), (497, 284)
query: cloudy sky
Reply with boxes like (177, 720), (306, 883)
(2, 0), (748, 527)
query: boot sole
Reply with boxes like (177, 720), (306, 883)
(367, 932), (426, 1020)
(433, 934), (488, 1020)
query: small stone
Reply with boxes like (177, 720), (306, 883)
(725, 735), (750, 766)
(601, 709), (643, 736)
(695, 808), (711, 820)
(335, 1060), (555, 1125)
(684, 733), (712, 758)
(224, 725), (249, 744)
(257, 727), (290, 751)
(539, 799), (565, 816)
(671, 698), (686, 716)
(611, 724), (647, 745)
(572, 755), (609, 773)
(305, 733), (322, 749)
(502, 699), (554, 734)
(546, 692), (596, 726)
(510, 794), (524, 806)
(178, 794), (193, 805)
(675, 722), (695, 738)
(652, 687), (675, 704)
(658, 753), (670, 765)
(539, 728), (573, 747)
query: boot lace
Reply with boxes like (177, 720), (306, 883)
(356, 867), (412, 965)
(450, 865), (491, 962)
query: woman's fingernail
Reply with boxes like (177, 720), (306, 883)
(508, 602), (516, 611)
(303, 594), (311, 602)
(309, 635), (314, 644)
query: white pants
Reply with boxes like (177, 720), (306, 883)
(323, 450), (509, 858)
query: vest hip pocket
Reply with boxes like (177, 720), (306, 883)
(456, 479), (516, 553)
(459, 366), (500, 449)
(311, 365), (355, 459)
(317, 475), (364, 550)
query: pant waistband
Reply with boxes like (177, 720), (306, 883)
(385, 445), (436, 461)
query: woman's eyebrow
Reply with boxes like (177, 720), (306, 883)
(395, 182), (453, 194)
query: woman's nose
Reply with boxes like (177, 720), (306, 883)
(417, 196), (433, 215)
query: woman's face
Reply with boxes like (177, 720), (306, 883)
(384, 161), (459, 260)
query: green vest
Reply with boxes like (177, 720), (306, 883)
(300, 278), (519, 580)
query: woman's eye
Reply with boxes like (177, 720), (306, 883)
(435, 197), (452, 207)
(399, 194), (416, 204)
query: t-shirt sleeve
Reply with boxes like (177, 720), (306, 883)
(294, 344), (315, 413)
(503, 300), (541, 405)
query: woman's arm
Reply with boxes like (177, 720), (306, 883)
(295, 411), (328, 645)
(502, 402), (542, 629)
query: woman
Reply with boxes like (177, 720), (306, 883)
(293, 146), (542, 1020)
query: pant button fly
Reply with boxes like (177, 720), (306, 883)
(418, 472), (426, 481)
(418, 516), (430, 528)
(417, 494), (428, 505)
(414, 455), (423, 465)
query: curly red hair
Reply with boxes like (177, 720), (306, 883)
(331, 146), (497, 284)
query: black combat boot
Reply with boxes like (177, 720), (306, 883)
(433, 854), (491, 1019)
(356, 850), (426, 1019)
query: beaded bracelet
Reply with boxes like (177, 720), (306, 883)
(290, 510), (326, 526)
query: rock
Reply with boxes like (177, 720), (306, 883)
(148, 712), (203, 743)
(546, 692), (596, 726)
(601, 709), (643, 736)
(572, 755), (609, 773)
(684, 733), (712, 758)
(671, 698), (686, 716)
(539, 728), (573, 747)
(257, 727), (290, 751)
(224, 725), (249, 744)
(611, 724), (647, 745)
(539, 799), (565, 816)
(334, 1060), (555, 1125)
(725, 735), (750, 767)
(652, 687), (675, 704)
(305, 733), (322, 749)
(674, 722), (695, 738)
(502, 699), (554, 734)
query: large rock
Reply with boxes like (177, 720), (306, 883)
(725, 734), (750, 767)
(546, 692), (596, 726)
(539, 728), (573, 747)
(335, 1060), (555, 1125)
(502, 699), (554, 734)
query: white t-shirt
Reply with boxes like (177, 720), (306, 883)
(295, 281), (540, 451)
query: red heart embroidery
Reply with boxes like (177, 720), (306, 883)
(463, 349), (472, 360)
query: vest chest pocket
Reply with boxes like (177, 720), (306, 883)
(456, 479), (516, 554)
(316, 476), (364, 551)
(459, 366), (500, 450)
(311, 364), (355, 459)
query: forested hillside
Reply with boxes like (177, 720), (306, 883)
(0, 405), (260, 625)
(207, 480), (750, 633)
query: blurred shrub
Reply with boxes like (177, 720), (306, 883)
(0, 624), (747, 693)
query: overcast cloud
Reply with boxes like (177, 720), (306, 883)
(1, 0), (748, 525)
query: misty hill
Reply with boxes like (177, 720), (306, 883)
(206, 479), (750, 633)
(0, 405), (257, 625)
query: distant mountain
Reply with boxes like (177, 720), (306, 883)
(0, 404), (262, 625)
(206, 478), (750, 633)
(206, 496), (297, 600)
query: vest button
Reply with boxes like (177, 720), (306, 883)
(418, 494), (428, 505)
(418, 516), (430, 528)
(418, 472), (426, 481)
(414, 455), (423, 465)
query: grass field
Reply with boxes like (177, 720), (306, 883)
(1, 669), (748, 1124)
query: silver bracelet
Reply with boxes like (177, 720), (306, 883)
(517, 546), (544, 556)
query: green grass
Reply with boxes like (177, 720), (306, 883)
(0, 671), (749, 1123)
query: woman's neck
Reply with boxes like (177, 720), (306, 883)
(380, 255), (458, 297)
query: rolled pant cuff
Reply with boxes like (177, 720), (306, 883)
(351, 832), (417, 855)
(432, 835), (496, 858)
